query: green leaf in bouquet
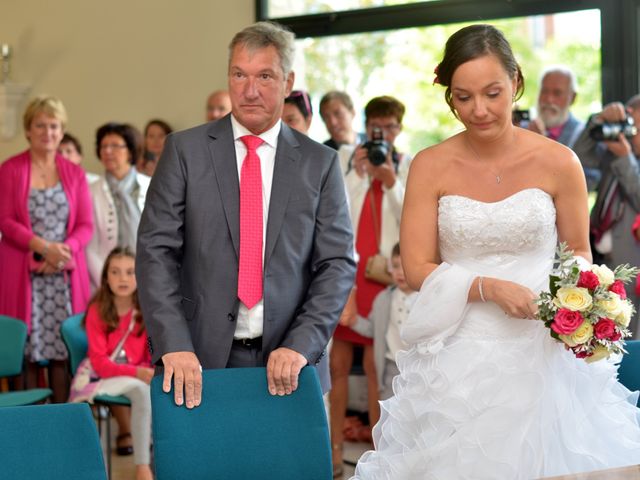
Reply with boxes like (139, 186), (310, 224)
(549, 275), (561, 296)
(613, 263), (640, 284)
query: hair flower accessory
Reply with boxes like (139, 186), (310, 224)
(432, 64), (441, 86)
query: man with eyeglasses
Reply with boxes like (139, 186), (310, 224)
(330, 95), (412, 470)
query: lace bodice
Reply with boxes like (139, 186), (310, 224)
(438, 188), (557, 275)
(433, 188), (557, 341)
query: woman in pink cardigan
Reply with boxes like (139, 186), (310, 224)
(0, 95), (93, 402)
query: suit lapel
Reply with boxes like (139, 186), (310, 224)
(265, 126), (299, 266)
(208, 118), (241, 258)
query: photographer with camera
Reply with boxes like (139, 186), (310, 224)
(330, 95), (411, 476)
(573, 95), (640, 331)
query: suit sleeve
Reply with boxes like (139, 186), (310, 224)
(136, 134), (194, 364)
(279, 151), (357, 364)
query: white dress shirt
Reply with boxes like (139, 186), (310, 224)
(385, 289), (417, 361)
(230, 115), (280, 340)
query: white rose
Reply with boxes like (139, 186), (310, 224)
(586, 345), (611, 363)
(597, 294), (623, 318)
(616, 300), (634, 328)
(554, 287), (593, 312)
(591, 264), (615, 287)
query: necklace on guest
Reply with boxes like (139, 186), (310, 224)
(31, 159), (56, 183)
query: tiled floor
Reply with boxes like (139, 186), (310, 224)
(340, 441), (371, 479)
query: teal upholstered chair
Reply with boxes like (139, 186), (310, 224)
(151, 366), (332, 479)
(618, 339), (640, 405)
(61, 313), (131, 479)
(0, 403), (107, 479)
(0, 314), (51, 407)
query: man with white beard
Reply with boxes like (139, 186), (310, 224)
(526, 66), (594, 188)
(527, 66), (584, 148)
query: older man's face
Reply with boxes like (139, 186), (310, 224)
(537, 72), (575, 128)
(228, 44), (293, 135)
(206, 91), (231, 121)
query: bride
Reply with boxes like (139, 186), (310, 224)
(352, 24), (640, 479)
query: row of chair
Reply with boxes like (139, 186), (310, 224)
(6, 310), (640, 480)
(0, 313), (334, 479)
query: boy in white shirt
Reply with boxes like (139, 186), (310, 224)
(352, 243), (418, 400)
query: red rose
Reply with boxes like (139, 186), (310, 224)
(609, 280), (627, 299)
(551, 309), (584, 335)
(432, 64), (441, 85)
(577, 271), (600, 290)
(573, 348), (591, 359)
(610, 330), (622, 341)
(594, 318), (616, 340)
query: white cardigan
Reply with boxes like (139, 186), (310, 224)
(339, 145), (411, 259)
(86, 172), (150, 292)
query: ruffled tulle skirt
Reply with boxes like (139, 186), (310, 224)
(352, 321), (640, 479)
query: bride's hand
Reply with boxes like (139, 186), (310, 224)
(483, 278), (538, 320)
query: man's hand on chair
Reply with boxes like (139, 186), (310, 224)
(266, 347), (307, 396)
(161, 351), (202, 408)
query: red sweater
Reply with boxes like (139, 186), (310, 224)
(85, 303), (151, 379)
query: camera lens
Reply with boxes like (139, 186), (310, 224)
(589, 115), (638, 141)
(364, 127), (389, 166)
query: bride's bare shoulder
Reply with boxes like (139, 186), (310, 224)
(410, 134), (463, 177)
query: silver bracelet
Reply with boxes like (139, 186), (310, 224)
(478, 276), (486, 303)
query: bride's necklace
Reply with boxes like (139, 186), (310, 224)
(465, 136), (507, 184)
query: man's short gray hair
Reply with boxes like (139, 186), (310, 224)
(228, 21), (296, 76)
(540, 65), (578, 94)
(626, 94), (640, 110)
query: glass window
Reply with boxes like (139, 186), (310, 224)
(267, 0), (432, 18)
(294, 9), (601, 156)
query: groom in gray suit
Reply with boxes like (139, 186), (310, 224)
(136, 21), (356, 408)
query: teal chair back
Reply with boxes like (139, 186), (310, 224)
(151, 366), (332, 479)
(0, 403), (107, 479)
(61, 313), (87, 374)
(0, 314), (28, 377)
(0, 315), (51, 406)
(619, 340), (640, 404)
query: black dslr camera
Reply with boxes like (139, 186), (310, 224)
(362, 127), (390, 166)
(589, 115), (637, 141)
(512, 109), (530, 127)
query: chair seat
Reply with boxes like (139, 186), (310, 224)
(0, 388), (52, 407)
(94, 394), (131, 406)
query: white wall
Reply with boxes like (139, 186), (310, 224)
(0, 0), (254, 171)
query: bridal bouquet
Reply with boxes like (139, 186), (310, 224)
(536, 243), (639, 363)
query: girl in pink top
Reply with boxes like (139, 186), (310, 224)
(85, 246), (153, 480)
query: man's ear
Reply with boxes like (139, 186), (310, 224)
(285, 71), (295, 96)
(570, 92), (577, 106)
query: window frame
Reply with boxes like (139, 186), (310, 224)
(257, 0), (640, 104)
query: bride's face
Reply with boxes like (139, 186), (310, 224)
(450, 54), (517, 137)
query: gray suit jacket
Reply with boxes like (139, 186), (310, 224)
(136, 116), (356, 392)
(556, 112), (584, 149)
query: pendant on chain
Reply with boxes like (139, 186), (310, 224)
(496, 175), (501, 184)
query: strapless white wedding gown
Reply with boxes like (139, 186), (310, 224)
(352, 188), (640, 480)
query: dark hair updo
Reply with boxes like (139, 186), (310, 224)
(436, 24), (524, 116)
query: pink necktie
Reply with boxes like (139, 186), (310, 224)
(238, 135), (264, 309)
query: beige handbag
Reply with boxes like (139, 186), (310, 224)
(363, 185), (394, 286)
